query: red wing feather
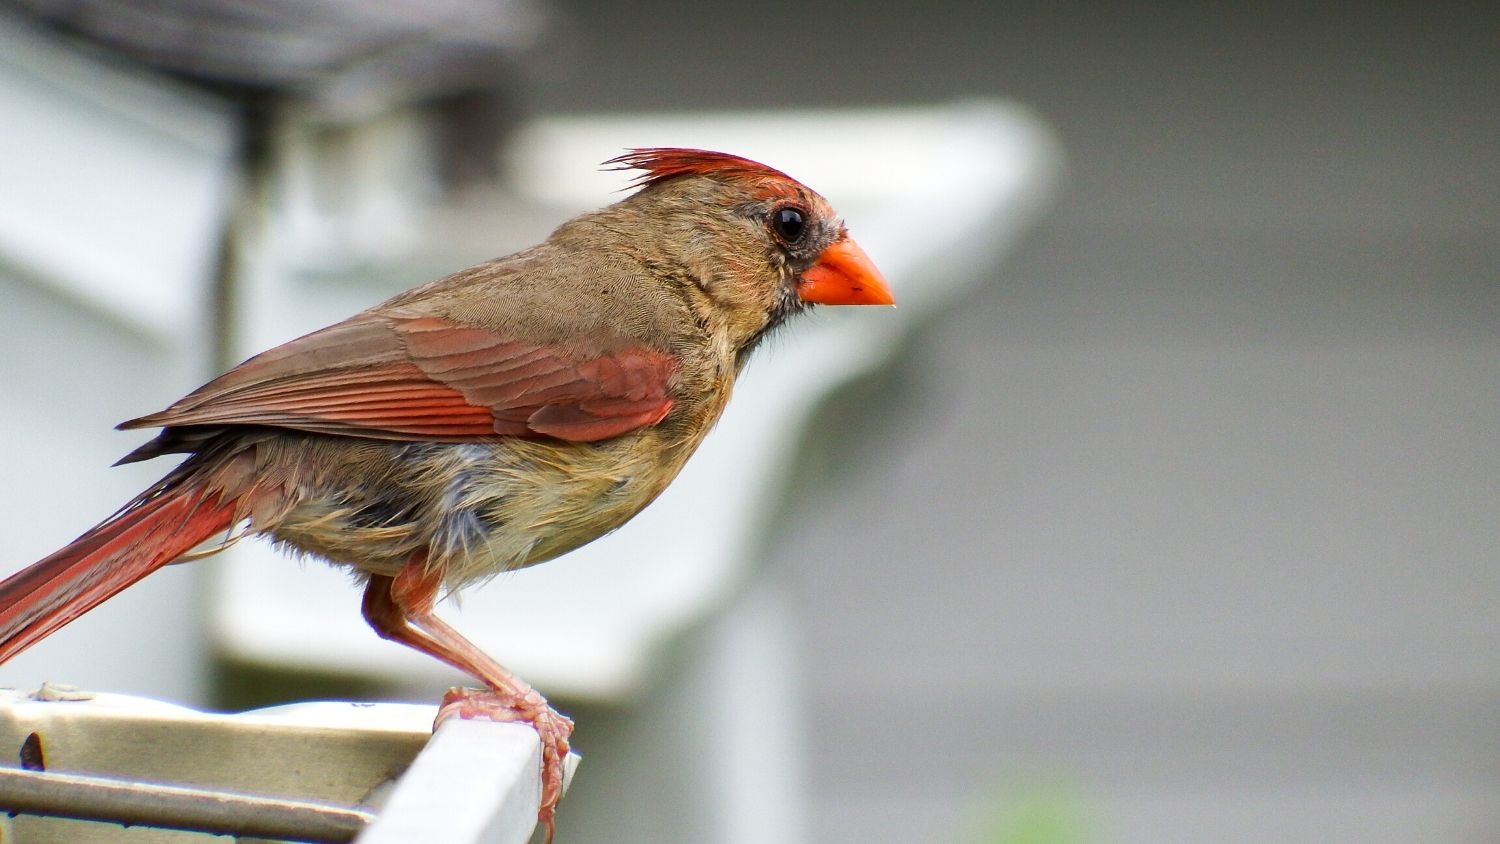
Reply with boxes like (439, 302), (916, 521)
(124, 314), (678, 443)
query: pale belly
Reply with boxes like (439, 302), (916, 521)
(258, 431), (696, 590)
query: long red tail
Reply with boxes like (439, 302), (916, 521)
(0, 479), (238, 664)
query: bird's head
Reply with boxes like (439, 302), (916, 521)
(602, 148), (894, 350)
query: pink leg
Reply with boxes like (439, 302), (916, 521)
(362, 559), (572, 843)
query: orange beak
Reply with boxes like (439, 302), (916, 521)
(798, 237), (895, 306)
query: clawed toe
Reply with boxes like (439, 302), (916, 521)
(436, 686), (573, 843)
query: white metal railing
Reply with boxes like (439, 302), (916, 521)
(0, 689), (575, 843)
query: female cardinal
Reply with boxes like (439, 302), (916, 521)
(0, 148), (891, 840)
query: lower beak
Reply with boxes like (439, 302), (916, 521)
(798, 237), (895, 306)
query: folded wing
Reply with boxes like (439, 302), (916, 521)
(122, 314), (678, 444)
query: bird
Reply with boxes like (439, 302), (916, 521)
(0, 148), (893, 840)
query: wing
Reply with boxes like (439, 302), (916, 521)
(121, 313), (678, 445)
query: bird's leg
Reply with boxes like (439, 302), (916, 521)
(362, 557), (572, 843)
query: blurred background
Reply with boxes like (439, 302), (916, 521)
(1, 2), (1498, 843)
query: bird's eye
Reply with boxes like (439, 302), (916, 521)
(770, 206), (808, 245)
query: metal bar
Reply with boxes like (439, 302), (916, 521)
(0, 766), (374, 842)
(357, 718), (552, 844)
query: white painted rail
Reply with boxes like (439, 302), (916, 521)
(359, 718), (580, 844)
(0, 690), (576, 843)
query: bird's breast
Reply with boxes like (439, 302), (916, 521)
(259, 426), (709, 591)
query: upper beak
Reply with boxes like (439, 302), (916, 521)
(798, 237), (895, 306)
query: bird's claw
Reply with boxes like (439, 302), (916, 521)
(437, 686), (573, 843)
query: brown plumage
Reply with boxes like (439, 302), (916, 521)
(0, 148), (892, 840)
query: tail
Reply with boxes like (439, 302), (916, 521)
(0, 478), (238, 664)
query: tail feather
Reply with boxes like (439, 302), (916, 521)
(0, 481), (237, 665)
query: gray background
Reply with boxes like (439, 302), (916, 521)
(532, 2), (1500, 842)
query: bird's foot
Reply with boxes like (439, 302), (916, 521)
(437, 686), (574, 843)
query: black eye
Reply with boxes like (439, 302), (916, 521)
(771, 206), (807, 245)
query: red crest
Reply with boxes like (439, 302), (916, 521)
(605, 147), (799, 190)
